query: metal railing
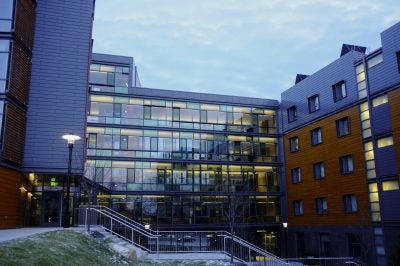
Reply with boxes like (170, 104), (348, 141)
(74, 206), (288, 265)
(285, 257), (362, 266)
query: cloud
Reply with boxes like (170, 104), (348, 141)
(93, 0), (400, 100)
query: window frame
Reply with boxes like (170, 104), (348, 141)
(293, 200), (304, 216)
(308, 94), (320, 113)
(310, 127), (323, 146)
(287, 106), (297, 123)
(315, 197), (328, 215)
(340, 155), (354, 174)
(336, 117), (350, 137)
(343, 194), (358, 213)
(291, 167), (301, 184)
(332, 80), (347, 102)
(289, 136), (299, 153)
(313, 162), (325, 180)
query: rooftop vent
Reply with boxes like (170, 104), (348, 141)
(340, 44), (367, 57)
(295, 74), (309, 84)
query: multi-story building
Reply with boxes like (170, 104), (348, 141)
(0, 0), (35, 228)
(84, 53), (283, 253)
(281, 22), (400, 265)
(0, 0), (399, 264)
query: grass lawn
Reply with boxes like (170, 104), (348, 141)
(0, 230), (227, 266)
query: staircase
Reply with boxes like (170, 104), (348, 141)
(74, 205), (288, 265)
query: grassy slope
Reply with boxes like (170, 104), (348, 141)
(0, 230), (131, 266)
(0, 230), (226, 266)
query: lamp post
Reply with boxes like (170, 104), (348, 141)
(62, 134), (81, 228)
(282, 222), (288, 258)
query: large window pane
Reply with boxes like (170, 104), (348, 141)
(0, 53), (9, 79)
(0, 0), (13, 19)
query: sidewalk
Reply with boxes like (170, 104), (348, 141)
(0, 227), (62, 243)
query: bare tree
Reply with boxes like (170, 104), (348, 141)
(221, 184), (248, 264)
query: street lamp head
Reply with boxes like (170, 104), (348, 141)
(62, 134), (81, 145)
(283, 222), (288, 228)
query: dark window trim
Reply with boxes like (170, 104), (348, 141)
(308, 94), (320, 113)
(336, 117), (351, 138)
(332, 80), (347, 102)
(310, 127), (323, 146)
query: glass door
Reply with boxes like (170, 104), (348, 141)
(41, 192), (62, 227)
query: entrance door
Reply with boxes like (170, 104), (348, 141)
(41, 192), (62, 227)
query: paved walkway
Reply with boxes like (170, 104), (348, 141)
(0, 227), (62, 243)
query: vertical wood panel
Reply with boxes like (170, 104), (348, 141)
(0, 167), (24, 228)
(284, 105), (370, 226)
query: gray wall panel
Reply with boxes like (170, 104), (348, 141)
(281, 51), (365, 132)
(23, 0), (94, 174)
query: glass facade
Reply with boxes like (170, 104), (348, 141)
(0, 0), (14, 32)
(85, 62), (282, 253)
(0, 40), (10, 92)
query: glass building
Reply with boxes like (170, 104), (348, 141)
(83, 53), (283, 253)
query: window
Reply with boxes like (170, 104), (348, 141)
(367, 53), (383, 68)
(88, 134), (97, 149)
(320, 234), (331, 257)
(311, 127), (322, 145)
(336, 117), (350, 137)
(315, 197), (328, 214)
(377, 136), (393, 148)
(340, 155), (354, 174)
(291, 168), (301, 184)
(308, 94), (320, 113)
(313, 162), (325, 180)
(293, 200), (303, 216)
(295, 233), (305, 257)
(397, 51), (400, 73)
(289, 136), (299, 152)
(120, 135), (128, 150)
(287, 106), (297, 122)
(382, 180), (399, 191)
(372, 95), (388, 107)
(343, 194), (358, 213)
(333, 81), (347, 102)
(347, 234), (361, 257)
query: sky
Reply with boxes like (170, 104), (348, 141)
(92, 0), (400, 100)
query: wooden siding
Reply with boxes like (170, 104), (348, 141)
(0, 167), (24, 228)
(2, 103), (26, 165)
(389, 88), (400, 173)
(9, 41), (32, 105)
(284, 106), (370, 225)
(14, 0), (36, 51)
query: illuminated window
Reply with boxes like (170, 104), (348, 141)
(372, 95), (388, 107)
(382, 180), (399, 191)
(377, 136), (393, 148)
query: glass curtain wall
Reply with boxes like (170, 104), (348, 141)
(86, 62), (282, 254)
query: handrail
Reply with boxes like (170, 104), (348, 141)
(95, 209), (157, 237)
(87, 208), (157, 252)
(80, 205), (146, 230)
(76, 206), (288, 265)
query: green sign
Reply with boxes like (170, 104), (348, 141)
(50, 177), (58, 187)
